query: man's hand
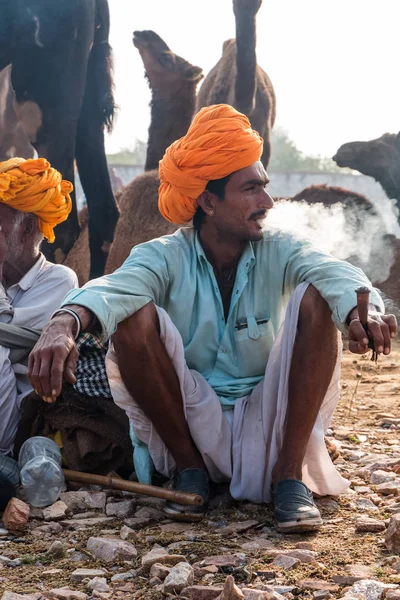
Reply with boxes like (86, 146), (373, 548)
(28, 313), (79, 402)
(348, 310), (397, 355)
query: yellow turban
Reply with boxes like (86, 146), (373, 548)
(0, 157), (73, 243)
(158, 104), (263, 224)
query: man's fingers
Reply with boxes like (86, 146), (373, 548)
(367, 320), (385, 353)
(383, 314), (398, 338)
(348, 339), (369, 354)
(349, 320), (369, 345)
(63, 346), (78, 386)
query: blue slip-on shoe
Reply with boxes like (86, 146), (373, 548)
(163, 468), (209, 522)
(272, 479), (323, 533)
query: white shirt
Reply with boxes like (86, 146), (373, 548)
(0, 254), (78, 454)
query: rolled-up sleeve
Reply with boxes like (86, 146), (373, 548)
(280, 233), (385, 333)
(62, 241), (171, 340)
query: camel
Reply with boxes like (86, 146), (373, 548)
(196, 0), (276, 167)
(0, 0), (119, 278)
(333, 133), (400, 215)
(0, 66), (34, 159)
(65, 30), (202, 282)
(104, 31), (203, 274)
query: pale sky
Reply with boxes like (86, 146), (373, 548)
(106, 0), (400, 158)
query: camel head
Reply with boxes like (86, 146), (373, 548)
(233, 0), (262, 17)
(133, 30), (203, 86)
(333, 132), (400, 201)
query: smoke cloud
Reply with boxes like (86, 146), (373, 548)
(266, 197), (400, 285)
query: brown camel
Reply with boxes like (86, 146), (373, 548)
(0, 66), (34, 159)
(333, 133), (400, 216)
(196, 0), (276, 167)
(66, 31), (203, 282)
(104, 31), (203, 274)
(0, 0), (119, 278)
(377, 235), (400, 310)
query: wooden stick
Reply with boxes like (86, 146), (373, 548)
(63, 469), (203, 506)
(355, 286), (370, 329)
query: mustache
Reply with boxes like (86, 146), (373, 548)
(249, 210), (268, 221)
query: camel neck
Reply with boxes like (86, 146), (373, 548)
(235, 12), (257, 116)
(145, 81), (197, 171)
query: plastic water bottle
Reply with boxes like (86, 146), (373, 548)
(18, 437), (65, 507)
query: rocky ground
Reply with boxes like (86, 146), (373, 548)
(1, 341), (400, 600)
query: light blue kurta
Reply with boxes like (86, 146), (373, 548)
(62, 226), (383, 405)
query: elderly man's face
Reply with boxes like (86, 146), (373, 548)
(0, 204), (25, 263)
(213, 161), (274, 243)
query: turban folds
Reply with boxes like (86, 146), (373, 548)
(158, 104), (263, 224)
(0, 157), (73, 243)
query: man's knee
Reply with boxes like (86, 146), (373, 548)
(113, 302), (160, 351)
(299, 285), (333, 328)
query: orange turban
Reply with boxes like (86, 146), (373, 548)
(158, 104), (263, 224)
(0, 157), (73, 243)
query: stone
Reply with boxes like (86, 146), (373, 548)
(29, 507), (44, 520)
(32, 522), (63, 535)
(272, 554), (300, 570)
(110, 571), (136, 582)
(162, 562), (194, 594)
(105, 500), (135, 518)
(86, 537), (137, 562)
(43, 569), (63, 576)
(86, 577), (109, 592)
(386, 592), (400, 600)
(119, 525), (138, 541)
(315, 497), (340, 514)
(195, 565), (219, 577)
(295, 541), (317, 551)
(376, 482), (400, 496)
(202, 553), (247, 568)
(217, 520), (259, 535)
(217, 576), (244, 599)
(240, 538), (274, 552)
(60, 491), (90, 512)
(141, 544), (185, 571)
(286, 549), (318, 563)
(150, 562), (171, 581)
(60, 517), (114, 529)
(46, 541), (65, 559)
(179, 587), (223, 600)
(2, 498), (30, 532)
(123, 517), (152, 529)
(370, 470), (398, 485)
(299, 580), (339, 592)
(241, 590), (270, 599)
(71, 568), (107, 582)
(313, 591), (331, 600)
(355, 517), (386, 532)
(333, 564), (374, 585)
(160, 522), (191, 533)
(385, 514), (400, 553)
(85, 492), (107, 511)
(1, 594), (42, 600)
(134, 506), (164, 521)
(343, 580), (392, 600)
(43, 501), (69, 521)
(349, 498), (380, 512)
(46, 590), (88, 600)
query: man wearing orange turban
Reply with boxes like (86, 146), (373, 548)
(0, 157), (78, 509)
(30, 105), (396, 533)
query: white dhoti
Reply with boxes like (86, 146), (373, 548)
(106, 283), (350, 503)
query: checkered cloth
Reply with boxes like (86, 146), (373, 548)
(0, 454), (20, 488)
(74, 333), (112, 399)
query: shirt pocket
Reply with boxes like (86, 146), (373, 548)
(233, 316), (275, 378)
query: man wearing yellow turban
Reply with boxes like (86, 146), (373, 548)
(29, 105), (396, 532)
(0, 157), (78, 509)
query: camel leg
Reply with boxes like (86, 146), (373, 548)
(9, 3), (95, 262)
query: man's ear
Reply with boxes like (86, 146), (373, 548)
(23, 216), (39, 236)
(197, 190), (217, 216)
